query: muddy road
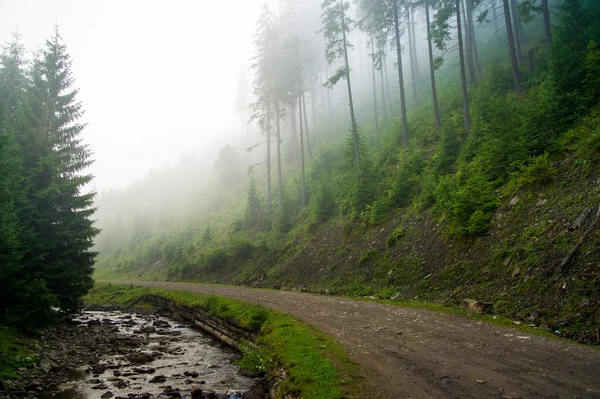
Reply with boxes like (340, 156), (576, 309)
(105, 281), (600, 399)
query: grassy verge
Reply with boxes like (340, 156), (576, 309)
(0, 327), (39, 382)
(85, 283), (364, 398)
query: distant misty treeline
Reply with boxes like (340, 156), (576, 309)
(94, 0), (599, 281)
(0, 30), (97, 329)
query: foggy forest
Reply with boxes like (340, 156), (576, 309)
(1, 0), (600, 398)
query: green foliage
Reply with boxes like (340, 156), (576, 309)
(359, 249), (378, 264)
(509, 153), (556, 191)
(0, 30), (98, 329)
(386, 227), (405, 248)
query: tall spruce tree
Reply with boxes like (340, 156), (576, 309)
(22, 29), (99, 313)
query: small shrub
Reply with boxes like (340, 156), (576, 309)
(511, 153), (556, 190)
(236, 340), (271, 374)
(359, 249), (378, 264)
(248, 306), (269, 331)
(386, 227), (405, 248)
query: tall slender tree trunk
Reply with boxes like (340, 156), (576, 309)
(326, 67), (332, 118)
(407, 5), (418, 102)
(509, 0), (524, 61)
(371, 37), (379, 136)
(379, 59), (388, 126)
(310, 84), (317, 129)
(383, 55), (393, 112)
(266, 99), (272, 212)
(275, 96), (283, 203)
(503, 0), (523, 93)
(512, 0), (526, 45)
(463, 0), (476, 84)
(541, 0), (552, 53)
(456, 0), (472, 131)
(289, 103), (299, 167)
(341, 0), (360, 166)
(320, 72), (327, 118)
(410, 6), (419, 81)
(493, 0), (499, 32)
(298, 92), (306, 208)
(393, 0), (409, 148)
(302, 91), (313, 160)
(425, 3), (441, 131)
(467, 5), (481, 76)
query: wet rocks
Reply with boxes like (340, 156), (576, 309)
(149, 375), (167, 383)
(128, 352), (156, 364)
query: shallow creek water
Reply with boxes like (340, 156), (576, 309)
(48, 310), (258, 399)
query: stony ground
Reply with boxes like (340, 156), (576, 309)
(110, 281), (600, 399)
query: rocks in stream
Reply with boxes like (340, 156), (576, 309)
(0, 308), (266, 399)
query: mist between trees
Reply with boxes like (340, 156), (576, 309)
(1, 0), (599, 327)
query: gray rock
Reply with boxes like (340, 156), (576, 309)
(460, 298), (493, 314)
(100, 391), (114, 399)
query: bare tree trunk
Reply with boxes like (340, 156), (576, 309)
(503, 0), (523, 93)
(371, 37), (380, 136)
(289, 103), (299, 167)
(394, 0), (409, 148)
(341, 0), (360, 166)
(509, 0), (524, 61)
(275, 96), (283, 203)
(266, 99), (272, 212)
(467, 5), (481, 76)
(410, 6), (419, 82)
(384, 55), (393, 112)
(541, 0), (552, 53)
(302, 91), (313, 160)
(320, 71), (327, 118)
(492, 0), (499, 31)
(298, 91), (306, 208)
(379, 59), (388, 126)
(407, 4), (418, 102)
(310, 82), (317, 129)
(426, 3), (441, 131)
(456, 0), (472, 131)
(463, 0), (476, 84)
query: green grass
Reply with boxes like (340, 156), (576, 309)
(86, 283), (364, 398)
(0, 327), (39, 381)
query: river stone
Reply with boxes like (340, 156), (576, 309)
(460, 298), (493, 314)
(100, 391), (114, 399)
(190, 385), (203, 398)
(149, 375), (166, 383)
(128, 352), (155, 364)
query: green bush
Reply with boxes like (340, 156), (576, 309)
(386, 227), (405, 248)
(359, 249), (378, 264)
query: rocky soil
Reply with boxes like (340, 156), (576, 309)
(0, 307), (266, 399)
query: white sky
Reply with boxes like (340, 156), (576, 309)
(0, 0), (270, 191)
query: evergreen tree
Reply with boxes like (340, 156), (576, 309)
(320, 0), (361, 166)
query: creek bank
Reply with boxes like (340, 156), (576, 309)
(0, 306), (267, 399)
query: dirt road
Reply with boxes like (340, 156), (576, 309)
(107, 281), (600, 399)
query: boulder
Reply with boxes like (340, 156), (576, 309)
(460, 299), (493, 314)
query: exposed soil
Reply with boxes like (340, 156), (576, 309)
(109, 281), (600, 399)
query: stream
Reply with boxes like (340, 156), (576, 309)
(5, 309), (260, 399)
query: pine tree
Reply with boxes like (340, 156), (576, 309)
(21, 29), (99, 312)
(320, 0), (361, 166)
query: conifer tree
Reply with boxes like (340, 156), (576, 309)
(22, 29), (99, 312)
(321, 0), (360, 166)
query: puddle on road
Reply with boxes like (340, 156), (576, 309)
(45, 310), (257, 399)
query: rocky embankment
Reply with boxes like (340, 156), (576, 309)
(0, 307), (267, 399)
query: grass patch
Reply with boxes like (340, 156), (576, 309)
(0, 327), (39, 381)
(86, 283), (364, 398)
